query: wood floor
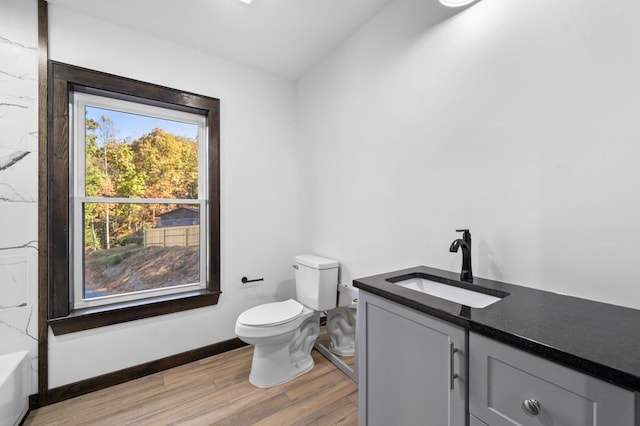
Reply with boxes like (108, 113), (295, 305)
(25, 347), (358, 426)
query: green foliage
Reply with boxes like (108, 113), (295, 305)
(83, 117), (199, 251)
(132, 128), (199, 199)
(86, 245), (143, 267)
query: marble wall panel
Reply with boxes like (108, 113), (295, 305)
(0, 148), (37, 202)
(0, 42), (38, 100)
(0, 0), (38, 45)
(0, 0), (39, 395)
(0, 255), (29, 308)
(0, 250), (37, 350)
(0, 203), (37, 248)
(0, 95), (36, 151)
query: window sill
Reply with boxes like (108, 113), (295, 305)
(49, 290), (221, 335)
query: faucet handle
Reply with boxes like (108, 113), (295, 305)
(455, 229), (471, 242)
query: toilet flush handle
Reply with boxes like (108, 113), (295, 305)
(293, 265), (299, 269)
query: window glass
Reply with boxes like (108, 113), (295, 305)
(84, 106), (199, 199)
(72, 93), (208, 308)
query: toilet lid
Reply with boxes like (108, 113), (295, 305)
(238, 299), (304, 327)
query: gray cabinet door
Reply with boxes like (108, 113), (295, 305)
(469, 332), (636, 426)
(469, 414), (489, 426)
(358, 291), (466, 426)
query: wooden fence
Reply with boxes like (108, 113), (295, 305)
(143, 225), (200, 248)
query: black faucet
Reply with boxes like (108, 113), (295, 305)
(449, 229), (473, 283)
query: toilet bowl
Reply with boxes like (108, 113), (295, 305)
(235, 255), (339, 388)
(326, 285), (358, 356)
(236, 299), (320, 388)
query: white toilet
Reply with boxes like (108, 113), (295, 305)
(235, 254), (339, 388)
(326, 285), (358, 356)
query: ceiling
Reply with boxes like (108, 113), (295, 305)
(45, 0), (395, 80)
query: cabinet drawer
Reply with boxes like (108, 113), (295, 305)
(469, 332), (635, 426)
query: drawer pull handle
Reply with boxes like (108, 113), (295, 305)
(523, 399), (541, 416)
(449, 342), (459, 390)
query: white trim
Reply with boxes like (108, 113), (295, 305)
(70, 91), (208, 310)
(74, 92), (205, 138)
(79, 197), (204, 204)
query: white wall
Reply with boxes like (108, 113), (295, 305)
(6, 0), (640, 391)
(0, 0), (39, 395)
(297, 0), (640, 310)
(47, 5), (298, 387)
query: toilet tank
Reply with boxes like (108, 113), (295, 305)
(294, 255), (339, 311)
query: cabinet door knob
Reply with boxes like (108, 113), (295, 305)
(523, 399), (541, 416)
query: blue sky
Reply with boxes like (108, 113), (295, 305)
(86, 106), (198, 141)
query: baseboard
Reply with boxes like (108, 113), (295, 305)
(17, 394), (41, 425)
(44, 337), (246, 406)
(28, 393), (40, 410)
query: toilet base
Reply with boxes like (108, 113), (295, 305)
(248, 312), (321, 388)
(249, 346), (315, 388)
(330, 342), (355, 357)
(326, 305), (357, 357)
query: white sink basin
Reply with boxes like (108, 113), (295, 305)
(394, 277), (502, 308)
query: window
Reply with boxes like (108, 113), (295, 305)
(48, 62), (220, 334)
(71, 93), (208, 309)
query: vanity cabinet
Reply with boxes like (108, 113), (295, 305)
(469, 414), (489, 426)
(358, 291), (466, 426)
(469, 332), (636, 426)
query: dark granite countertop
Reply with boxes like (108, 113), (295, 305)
(353, 265), (640, 392)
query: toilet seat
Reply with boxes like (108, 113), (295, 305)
(237, 299), (303, 327)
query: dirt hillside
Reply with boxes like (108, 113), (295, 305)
(84, 245), (200, 296)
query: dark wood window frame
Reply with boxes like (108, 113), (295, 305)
(47, 61), (220, 335)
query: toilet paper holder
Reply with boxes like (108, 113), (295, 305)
(241, 276), (264, 284)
